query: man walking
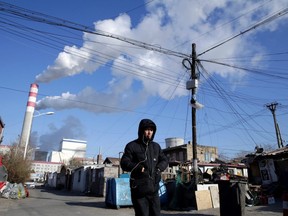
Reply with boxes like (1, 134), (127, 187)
(120, 119), (168, 216)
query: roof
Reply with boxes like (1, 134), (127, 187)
(162, 143), (217, 152)
(167, 159), (246, 168)
(103, 157), (120, 165)
(264, 146), (288, 155)
(61, 138), (87, 143)
(0, 117), (4, 128)
(31, 161), (64, 165)
(162, 144), (187, 152)
(245, 146), (288, 161)
(198, 162), (247, 168)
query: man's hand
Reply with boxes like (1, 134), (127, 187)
(141, 167), (145, 172)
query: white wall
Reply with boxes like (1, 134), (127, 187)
(48, 139), (87, 164)
(60, 139), (87, 161)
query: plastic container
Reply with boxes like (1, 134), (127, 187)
(159, 180), (168, 206)
(105, 178), (132, 209)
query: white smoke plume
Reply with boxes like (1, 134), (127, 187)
(35, 0), (288, 113)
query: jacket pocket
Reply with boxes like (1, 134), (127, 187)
(130, 177), (155, 197)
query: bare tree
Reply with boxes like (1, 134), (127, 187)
(1, 143), (32, 183)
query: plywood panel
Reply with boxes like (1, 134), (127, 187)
(197, 184), (218, 191)
(195, 190), (212, 210)
(209, 185), (220, 208)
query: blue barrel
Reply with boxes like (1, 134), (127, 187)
(159, 180), (168, 206)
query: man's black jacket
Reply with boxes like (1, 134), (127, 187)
(120, 119), (168, 182)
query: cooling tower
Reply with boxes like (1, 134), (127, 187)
(165, 137), (184, 148)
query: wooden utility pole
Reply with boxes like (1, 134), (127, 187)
(191, 43), (198, 187)
(266, 102), (284, 148)
(183, 43), (199, 188)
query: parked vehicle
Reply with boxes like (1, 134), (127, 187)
(25, 182), (36, 189)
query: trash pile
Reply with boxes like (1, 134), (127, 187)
(202, 164), (248, 183)
(0, 156), (29, 199)
(0, 181), (29, 199)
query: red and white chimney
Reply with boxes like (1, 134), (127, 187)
(19, 84), (39, 153)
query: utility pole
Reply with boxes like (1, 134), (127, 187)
(191, 43), (198, 187)
(266, 102), (284, 148)
(183, 43), (200, 188)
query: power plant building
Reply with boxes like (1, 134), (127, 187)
(48, 138), (87, 164)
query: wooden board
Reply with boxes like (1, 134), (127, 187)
(209, 185), (220, 208)
(196, 184), (219, 209)
(197, 184), (218, 191)
(195, 190), (213, 210)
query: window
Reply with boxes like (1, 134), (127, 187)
(179, 152), (183, 161)
(204, 152), (212, 162)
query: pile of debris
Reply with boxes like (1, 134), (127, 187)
(0, 156), (29, 199)
(203, 164), (248, 183)
(0, 181), (29, 199)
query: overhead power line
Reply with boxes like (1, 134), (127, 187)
(198, 7), (288, 57)
(1, 1), (288, 63)
(0, 1), (189, 59)
(199, 59), (288, 81)
(1, 1), (288, 152)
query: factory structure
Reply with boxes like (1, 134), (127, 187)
(48, 139), (87, 164)
(30, 138), (88, 182)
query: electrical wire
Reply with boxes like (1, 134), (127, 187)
(1, 1), (288, 155)
(198, 7), (288, 57)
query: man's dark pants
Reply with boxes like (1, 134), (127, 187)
(131, 191), (161, 216)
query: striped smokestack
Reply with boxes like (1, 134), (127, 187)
(19, 84), (39, 153)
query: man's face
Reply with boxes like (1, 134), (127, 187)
(144, 127), (154, 140)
